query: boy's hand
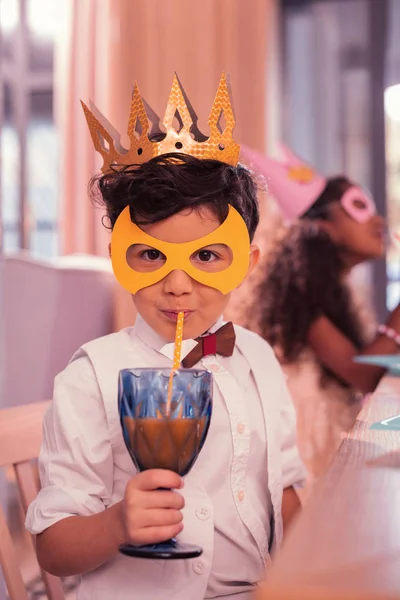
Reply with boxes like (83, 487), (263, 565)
(121, 469), (185, 546)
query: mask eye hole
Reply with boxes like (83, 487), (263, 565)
(126, 244), (166, 272)
(189, 244), (233, 273)
(352, 198), (367, 210)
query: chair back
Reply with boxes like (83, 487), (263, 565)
(0, 401), (64, 600)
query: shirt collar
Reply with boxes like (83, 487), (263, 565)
(132, 314), (225, 362)
(207, 315), (225, 335)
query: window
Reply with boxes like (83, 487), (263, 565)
(282, 0), (394, 319)
(384, 0), (400, 309)
(0, 0), (61, 256)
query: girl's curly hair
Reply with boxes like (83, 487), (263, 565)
(257, 176), (366, 369)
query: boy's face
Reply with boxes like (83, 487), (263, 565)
(129, 207), (259, 341)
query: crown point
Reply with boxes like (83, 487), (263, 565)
(82, 73), (240, 169)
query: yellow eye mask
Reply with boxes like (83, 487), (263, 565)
(111, 205), (250, 295)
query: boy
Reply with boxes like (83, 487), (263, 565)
(26, 75), (305, 599)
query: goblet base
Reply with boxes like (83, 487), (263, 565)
(118, 538), (203, 560)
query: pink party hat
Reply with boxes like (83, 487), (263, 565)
(240, 144), (327, 220)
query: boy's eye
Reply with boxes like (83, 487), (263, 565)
(197, 249), (216, 262)
(142, 249), (163, 261)
(190, 244), (232, 272)
(126, 245), (166, 272)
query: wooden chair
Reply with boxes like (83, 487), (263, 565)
(0, 401), (64, 600)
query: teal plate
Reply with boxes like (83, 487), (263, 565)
(354, 355), (400, 429)
(354, 354), (400, 376)
(370, 415), (400, 430)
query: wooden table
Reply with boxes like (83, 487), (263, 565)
(260, 376), (400, 599)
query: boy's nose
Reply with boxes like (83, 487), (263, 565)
(163, 269), (194, 295)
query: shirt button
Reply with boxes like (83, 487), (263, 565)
(238, 490), (245, 502)
(237, 423), (245, 434)
(196, 507), (210, 520)
(193, 561), (205, 574)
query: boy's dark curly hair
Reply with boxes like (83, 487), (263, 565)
(257, 176), (366, 370)
(89, 153), (259, 241)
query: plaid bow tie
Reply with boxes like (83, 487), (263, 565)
(182, 322), (236, 368)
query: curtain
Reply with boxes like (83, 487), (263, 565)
(55, 0), (281, 329)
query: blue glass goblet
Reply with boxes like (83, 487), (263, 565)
(118, 367), (213, 560)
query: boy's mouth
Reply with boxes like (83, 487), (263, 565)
(161, 310), (194, 322)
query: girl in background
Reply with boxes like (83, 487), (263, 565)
(241, 145), (400, 484)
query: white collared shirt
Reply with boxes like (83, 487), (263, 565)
(156, 317), (272, 597)
(26, 316), (305, 600)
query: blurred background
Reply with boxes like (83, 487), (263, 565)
(0, 0), (400, 596)
(2, 0), (400, 401)
(2, 0), (400, 404)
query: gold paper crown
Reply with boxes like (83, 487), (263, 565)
(81, 73), (240, 173)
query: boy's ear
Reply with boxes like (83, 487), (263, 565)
(247, 244), (260, 276)
(108, 243), (112, 258)
(235, 245), (260, 290)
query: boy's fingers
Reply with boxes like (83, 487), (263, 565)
(142, 509), (183, 528)
(133, 523), (184, 546)
(135, 469), (183, 491)
(143, 490), (185, 510)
